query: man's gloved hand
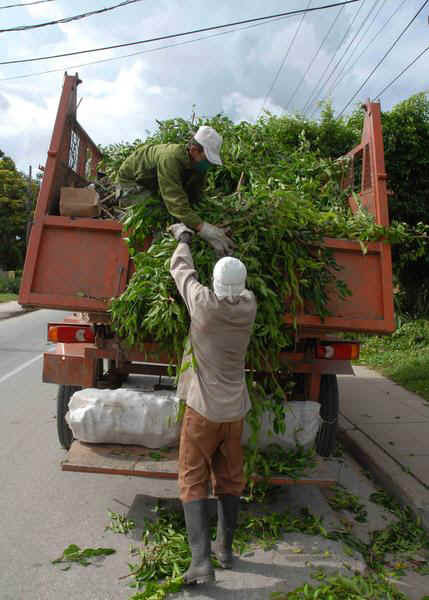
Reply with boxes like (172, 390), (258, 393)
(197, 222), (235, 257)
(168, 223), (194, 244)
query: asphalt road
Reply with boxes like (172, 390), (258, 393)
(0, 310), (427, 600)
(0, 309), (179, 600)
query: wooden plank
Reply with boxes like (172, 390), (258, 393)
(62, 442), (179, 479)
(62, 441), (340, 486)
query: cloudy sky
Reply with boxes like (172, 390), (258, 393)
(0, 0), (428, 173)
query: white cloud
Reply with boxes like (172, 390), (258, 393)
(26, 2), (63, 19)
(0, 0), (428, 171)
(77, 60), (188, 145)
(222, 91), (283, 122)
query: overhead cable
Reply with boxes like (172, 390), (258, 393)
(319, 0), (382, 104)
(261, 0), (312, 115)
(325, 0), (384, 94)
(328, 0), (408, 94)
(0, 14), (295, 81)
(375, 43), (429, 100)
(301, 3), (354, 114)
(307, 0), (368, 116)
(0, 0), (55, 9)
(285, 5), (344, 111)
(0, 0), (362, 66)
(0, 0), (144, 33)
(338, 0), (429, 116)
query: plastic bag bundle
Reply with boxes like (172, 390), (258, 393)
(66, 387), (181, 448)
(242, 401), (321, 450)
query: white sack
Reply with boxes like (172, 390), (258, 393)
(66, 388), (181, 448)
(242, 401), (321, 450)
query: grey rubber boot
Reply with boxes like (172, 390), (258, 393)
(213, 494), (240, 569)
(183, 499), (215, 584)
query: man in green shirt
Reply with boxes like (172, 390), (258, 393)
(116, 126), (234, 256)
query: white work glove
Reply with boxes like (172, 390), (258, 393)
(198, 222), (235, 257)
(168, 223), (194, 243)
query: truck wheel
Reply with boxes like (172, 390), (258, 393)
(57, 385), (81, 450)
(315, 374), (339, 458)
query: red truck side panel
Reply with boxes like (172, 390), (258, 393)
(19, 76), (395, 334)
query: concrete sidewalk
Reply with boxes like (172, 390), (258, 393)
(338, 365), (429, 531)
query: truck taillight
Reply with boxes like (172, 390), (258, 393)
(48, 325), (95, 343)
(316, 342), (360, 360)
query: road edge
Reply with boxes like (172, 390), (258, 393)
(338, 423), (429, 532)
(0, 308), (38, 322)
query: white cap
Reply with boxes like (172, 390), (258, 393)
(194, 126), (223, 166)
(213, 256), (247, 299)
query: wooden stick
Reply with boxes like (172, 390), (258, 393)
(99, 191), (115, 205)
(101, 206), (115, 219)
(236, 172), (244, 200)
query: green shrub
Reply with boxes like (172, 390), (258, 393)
(0, 274), (21, 294)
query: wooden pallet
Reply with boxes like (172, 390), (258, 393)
(62, 441), (341, 486)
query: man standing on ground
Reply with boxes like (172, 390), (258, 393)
(117, 126), (234, 256)
(168, 223), (257, 584)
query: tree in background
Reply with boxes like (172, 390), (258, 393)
(313, 97), (429, 318)
(0, 150), (36, 271)
(380, 93), (429, 317)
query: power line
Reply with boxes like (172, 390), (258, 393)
(0, 0), (361, 66)
(261, 0), (312, 114)
(375, 43), (429, 99)
(325, 0), (385, 94)
(307, 0), (369, 116)
(0, 0), (55, 9)
(320, 0), (382, 102)
(0, 14), (295, 81)
(338, 0), (429, 116)
(301, 3), (353, 114)
(285, 5), (344, 112)
(0, 0), (144, 33)
(328, 0), (408, 94)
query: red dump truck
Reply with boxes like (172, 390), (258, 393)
(18, 74), (395, 480)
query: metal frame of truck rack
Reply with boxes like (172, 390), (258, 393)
(18, 75), (395, 467)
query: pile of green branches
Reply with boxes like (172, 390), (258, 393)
(104, 116), (390, 369)
(100, 114), (428, 475)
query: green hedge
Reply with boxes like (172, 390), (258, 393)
(0, 274), (21, 294)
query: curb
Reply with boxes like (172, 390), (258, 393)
(0, 308), (38, 322)
(338, 421), (429, 533)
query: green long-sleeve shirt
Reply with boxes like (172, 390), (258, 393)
(117, 143), (206, 229)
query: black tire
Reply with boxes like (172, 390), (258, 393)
(315, 374), (339, 458)
(57, 384), (81, 450)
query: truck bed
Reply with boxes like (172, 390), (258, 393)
(19, 75), (395, 335)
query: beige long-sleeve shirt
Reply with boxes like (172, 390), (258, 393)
(170, 243), (257, 423)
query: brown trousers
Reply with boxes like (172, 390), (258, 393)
(178, 406), (245, 503)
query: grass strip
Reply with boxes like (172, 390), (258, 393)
(358, 319), (429, 401)
(0, 293), (17, 303)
